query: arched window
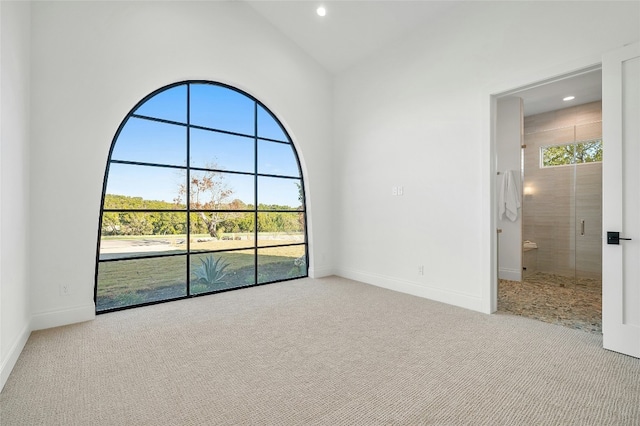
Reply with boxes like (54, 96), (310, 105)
(95, 82), (307, 312)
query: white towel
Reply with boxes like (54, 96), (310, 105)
(499, 170), (521, 221)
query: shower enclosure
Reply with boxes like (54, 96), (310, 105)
(521, 102), (602, 285)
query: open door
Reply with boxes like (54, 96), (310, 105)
(602, 42), (640, 358)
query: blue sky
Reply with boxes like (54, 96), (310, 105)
(106, 83), (302, 208)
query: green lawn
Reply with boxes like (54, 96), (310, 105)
(96, 244), (306, 311)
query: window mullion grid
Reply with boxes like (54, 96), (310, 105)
(110, 159), (186, 170)
(131, 112), (264, 143)
(97, 82), (309, 313)
(186, 83), (192, 296)
(257, 241), (306, 251)
(253, 101), (259, 286)
(302, 181), (309, 277)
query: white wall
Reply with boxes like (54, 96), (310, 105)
(4, 0), (640, 386)
(496, 97), (523, 281)
(0, 1), (31, 391)
(29, 1), (333, 329)
(333, 1), (639, 313)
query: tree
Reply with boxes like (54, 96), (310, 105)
(175, 168), (234, 239)
(101, 211), (121, 235)
(542, 140), (602, 167)
(296, 181), (305, 231)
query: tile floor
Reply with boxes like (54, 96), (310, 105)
(498, 272), (601, 334)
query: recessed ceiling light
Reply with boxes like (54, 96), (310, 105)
(316, 6), (326, 17)
(563, 96), (575, 101)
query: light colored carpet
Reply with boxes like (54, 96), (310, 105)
(1, 276), (639, 425)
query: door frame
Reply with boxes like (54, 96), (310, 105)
(483, 57), (602, 314)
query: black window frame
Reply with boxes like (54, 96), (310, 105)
(95, 81), (308, 313)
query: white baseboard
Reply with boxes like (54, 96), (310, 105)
(308, 266), (335, 279)
(30, 303), (95, 331)
(0, 321), (31, 392)
(335, 267), (484, 313)
(498, 268), (521, 281)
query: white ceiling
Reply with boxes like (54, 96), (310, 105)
(245, 0), (602, 116)
(511, 69), (603, 117)
(245, 0), (461, 74)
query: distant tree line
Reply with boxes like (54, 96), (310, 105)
(101, 194), (303, 237)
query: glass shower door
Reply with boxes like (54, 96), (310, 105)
(516, 110), (603, 332)
(524, 122), (602, 285)
(524, 125), (577, 281)
(574, 121), (603, 284)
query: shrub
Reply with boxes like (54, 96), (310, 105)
(194, 255), (230, 286)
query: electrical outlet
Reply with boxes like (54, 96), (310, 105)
(60, 284), (71, 296)
(392, 186), (398, 196)
(418, 265), (424, 275)
(398, 186), (404, 196)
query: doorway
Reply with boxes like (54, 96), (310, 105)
(495, 68), (603, 333)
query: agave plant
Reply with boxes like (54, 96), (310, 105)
(194, 255), (230, 286)
(288, 255), (307, 278)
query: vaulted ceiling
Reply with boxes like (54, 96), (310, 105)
(245, 0), (602, 115)
(245, 0), (460, 75)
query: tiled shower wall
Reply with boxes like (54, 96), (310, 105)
(523, 101), (602, 280)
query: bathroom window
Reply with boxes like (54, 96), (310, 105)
(95, 81), (308, 313)
(540, 139), (602, 168)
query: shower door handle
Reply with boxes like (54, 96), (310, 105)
(581, 220), (585, 236)
(607, 231), (632, 245)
